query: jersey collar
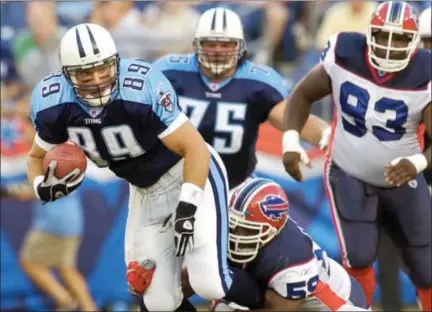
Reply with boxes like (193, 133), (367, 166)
(200, 72), (234, 92)
(364, 48), (395, 85)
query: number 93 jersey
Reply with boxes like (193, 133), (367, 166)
(30, 59), (187, 188)
(153, 54), (288, 188)
(321, 32), (431, 187)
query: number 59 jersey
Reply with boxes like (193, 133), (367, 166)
(30, 59), (186, 188)
(244, 218), (355, 310)
(321, 32), (431, 187)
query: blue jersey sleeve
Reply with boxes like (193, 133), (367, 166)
(153, 53), (195, 73)
(118, 59), (186, 138)
(30, 72), (71, 145)
(237, 61), (289, 119)
(146, 67), (185, 137)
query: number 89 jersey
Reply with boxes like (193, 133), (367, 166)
(30, 59), (185, 188)
(321, 32), (431, 187)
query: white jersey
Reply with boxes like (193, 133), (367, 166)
(321, 32), (431, 187)
(312, 242), (352, 302)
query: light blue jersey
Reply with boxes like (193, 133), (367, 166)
(30, 59), (186, 187)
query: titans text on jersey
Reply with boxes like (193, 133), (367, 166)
(153, 54), (288, 188)
(31, 59), (187, 188)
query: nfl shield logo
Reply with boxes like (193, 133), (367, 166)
(90, 107), (103, 117)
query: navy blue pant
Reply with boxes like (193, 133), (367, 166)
(325, 161), (432, 288)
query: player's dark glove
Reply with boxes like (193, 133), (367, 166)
(173, 201), (197, 257)
(34, 161), (84, 203)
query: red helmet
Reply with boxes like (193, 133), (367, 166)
(367, 1), (420, 72)
(228, 178), (289, 263)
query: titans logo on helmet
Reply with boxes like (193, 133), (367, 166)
(259, 195), (288, 221)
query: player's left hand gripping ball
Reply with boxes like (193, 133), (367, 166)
(36, 161), (84, 203)
(126, 260), (156, 296)
(174, 201), (197, 256)
(385, 155), (427, 187)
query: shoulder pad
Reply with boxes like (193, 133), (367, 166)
(235, 61), (289, 98)
(320, 32), (367, 75)
(269, 257), (320, 299)
(152, 53), (197, 73)
(30, 72), (75, 120)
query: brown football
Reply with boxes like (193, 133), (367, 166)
(42, 142), (87, 179)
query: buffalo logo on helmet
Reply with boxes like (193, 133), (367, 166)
(258, 194), (288, 221)
(158, 90), (173, 112)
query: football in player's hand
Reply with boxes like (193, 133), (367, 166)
(43, 142), (87, 179)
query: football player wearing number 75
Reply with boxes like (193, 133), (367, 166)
(27, 23), (268, 311)
(281, 1), (431, 311)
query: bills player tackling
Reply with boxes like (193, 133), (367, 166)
(183, 178), (368, 311)
(27, 23), (266, 311)
(282, 1), (431, 310)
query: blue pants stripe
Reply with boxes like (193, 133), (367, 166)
(208, 153), (232, 294)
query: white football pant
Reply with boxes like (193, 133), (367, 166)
(124, 145), (232, 311)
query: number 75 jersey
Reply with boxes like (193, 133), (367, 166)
(153, 54), (288, 188)
(321, 32), (431, 187)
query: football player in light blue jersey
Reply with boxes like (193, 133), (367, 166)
(27, 23), (266, 311)
(154, 7), (331, 190)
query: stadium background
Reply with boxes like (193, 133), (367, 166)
(1, 1), (430, 311)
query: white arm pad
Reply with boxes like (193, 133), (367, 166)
(32, 175), (44, 200)
(179, 182), (203, 207)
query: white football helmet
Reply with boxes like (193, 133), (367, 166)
(419, 7), (431, 39)
(60, 23), (119, 106)
(193, 7), (246, 75)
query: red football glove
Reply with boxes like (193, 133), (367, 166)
(126, 260), (156, 296)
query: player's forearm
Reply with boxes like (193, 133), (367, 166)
(27, 138), (49, 186)
(300, 114), (330, 146)
(283, 88), (313, 134)
(27, 155), (45, 186)
(182, 144), (210, 190)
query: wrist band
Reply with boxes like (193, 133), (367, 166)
(282, 130), (300, 153)
(179, 182), (203, 207)
(32, 175), (44, 200)
(407, 154), (428, 173)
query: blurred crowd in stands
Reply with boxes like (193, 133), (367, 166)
(1, 1), (430, 118)
(2, 1), (431, 121)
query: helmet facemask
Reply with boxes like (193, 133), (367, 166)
(193, 37), (245, 76)
(63, 54), (119, 107)
(367, 26), (419, 73)
(228, 210), (278, 264)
